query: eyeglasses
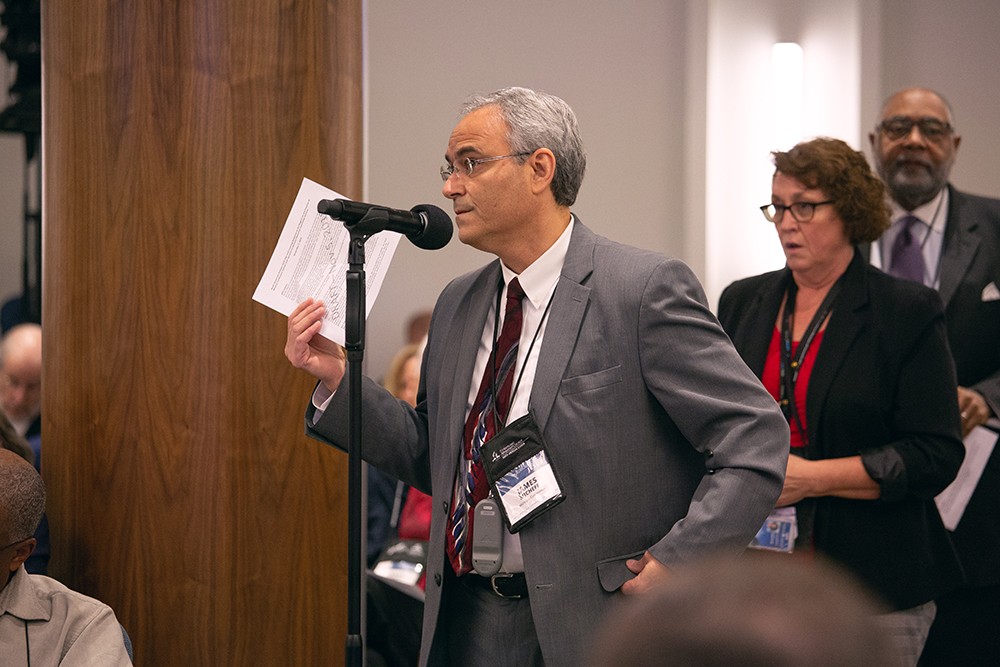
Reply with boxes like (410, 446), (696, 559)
(761, 201), (835, 223)
(0, 373), (40, 395)
(440, 153), (532, 181)
(877, 116), (954, 142)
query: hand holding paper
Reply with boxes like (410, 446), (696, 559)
(285, 298), (347, 393)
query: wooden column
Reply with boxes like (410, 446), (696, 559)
(42, 2), (361, 664)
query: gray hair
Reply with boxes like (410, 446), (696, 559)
(461, 87), (586, 207)
(0, 449), (45, 543)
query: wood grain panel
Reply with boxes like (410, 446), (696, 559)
(42, 2), (361, 664)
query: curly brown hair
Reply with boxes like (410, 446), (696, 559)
(772, 137), (890, 244)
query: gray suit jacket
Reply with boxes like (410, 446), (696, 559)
(307, 220), (789, 667)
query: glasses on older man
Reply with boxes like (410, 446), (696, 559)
(440, 153), (532, 181)
(760, 200), (835, 223)
(0, 372), (40, 395)
(877, 116), (954, 142)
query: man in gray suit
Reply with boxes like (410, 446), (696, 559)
(868, 87), (1000, 666)
(285, 87), (788, 667)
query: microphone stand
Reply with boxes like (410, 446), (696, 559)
(332, 206), (393, 667)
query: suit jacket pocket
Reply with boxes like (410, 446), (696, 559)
(559, 365), (623, 396)
(596, 550), (645, 592)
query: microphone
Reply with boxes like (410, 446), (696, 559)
(318, 198), (453, 250)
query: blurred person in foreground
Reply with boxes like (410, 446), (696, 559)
(717, 137), (964, 666)
(589, 553), (901, 667)
(0, 448), (132, 665)
(866, 88), (1000, 666)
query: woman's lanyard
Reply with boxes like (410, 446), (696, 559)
(779, 275), (842, 449)
(489, 279), (556, 428)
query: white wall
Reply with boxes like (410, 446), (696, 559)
(702, 0), (868, 306)
(363, 0), (688, 379)
(877, 0), (1000, 200)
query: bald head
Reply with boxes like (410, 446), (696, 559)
(0, 323), (42, 426)
(878, 88), (954, 126)
(0, 448), (45, 545)
(869, 88), (961, 211)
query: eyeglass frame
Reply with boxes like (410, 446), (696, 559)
(876, 115), (955, 143)
(0, 372), (41, 395)
(760, 200), (836, 224)
(440, 152), (532, 182)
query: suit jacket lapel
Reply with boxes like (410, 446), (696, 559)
(804, 250), (868, 451)
(739, 273), (788, 377)
(938, 185), (982, 308)
(529, 220), (594, 432)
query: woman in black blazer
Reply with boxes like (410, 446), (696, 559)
(718, 138), (964, 666)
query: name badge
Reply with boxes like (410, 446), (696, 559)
(480, 410), (565, 533)
(748, 506), (797, 553)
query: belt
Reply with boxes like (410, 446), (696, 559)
(465, 572), (528, 599)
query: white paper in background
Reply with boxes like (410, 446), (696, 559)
(935, 423), (999, 531)
(253, 177), (401, 345)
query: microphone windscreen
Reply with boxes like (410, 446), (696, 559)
(316, 199), (345, 218)
(409, 204), (454, 250)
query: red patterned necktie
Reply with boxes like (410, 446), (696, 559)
(446, 278), (525, 576)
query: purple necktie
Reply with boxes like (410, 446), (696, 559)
(446, 278), (524, 576)
(888, 215), (926, 284)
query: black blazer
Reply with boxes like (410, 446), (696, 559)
(935, 186), (1000, 587)
(718, 250), (965, 610)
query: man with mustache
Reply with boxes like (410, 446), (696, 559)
(868, 87), (1000, 666)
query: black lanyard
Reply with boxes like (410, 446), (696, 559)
(489, 279), (556, 428)
(779, 275), (842, 448)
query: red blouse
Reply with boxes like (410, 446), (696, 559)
(762, 326), (825, 450)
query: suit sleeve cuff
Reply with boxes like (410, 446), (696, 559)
(861, 447), (907, 502)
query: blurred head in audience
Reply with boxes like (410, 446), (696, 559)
(0, 323), (42, 434)
(0, 448), (45, 589)
(383, 343), (422, 408)
(406, 311), (432, 346)
(589, 553), (900, 667)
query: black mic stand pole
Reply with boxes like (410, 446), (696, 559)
(336, 207), (392, 667)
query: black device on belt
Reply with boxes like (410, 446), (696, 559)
(465, 572), (528, 599)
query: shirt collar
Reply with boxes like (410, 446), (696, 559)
(888, 187), (949, 234)
(0, 565), (51, 622)
(500, 215), (574, 309)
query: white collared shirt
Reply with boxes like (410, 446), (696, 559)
(465, 218), (574, 572)
(871, 188), (949, 289)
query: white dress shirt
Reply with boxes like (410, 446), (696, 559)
(465, 219), (573, 571)
(871, 188), (949, 289)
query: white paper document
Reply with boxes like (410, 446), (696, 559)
(935, 423), (999, 531)
(253, 178), (400, 345)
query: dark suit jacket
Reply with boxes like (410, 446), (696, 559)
(935, 186), (1000, 587)
(718, 250), (965, 610)
(866, 186), (1000, 587)
(307, 220), (790, 667)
